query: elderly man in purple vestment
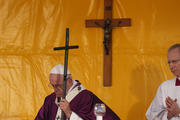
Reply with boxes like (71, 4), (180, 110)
(35, 64), (120, 120)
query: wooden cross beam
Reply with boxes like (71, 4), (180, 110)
(85, 0), (131, 86)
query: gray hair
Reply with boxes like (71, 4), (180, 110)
(168, 43), (180, 53)
(66, 74), (72, 79)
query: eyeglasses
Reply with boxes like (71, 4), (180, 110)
(48, 83), (63, 89)
(168, 59), (180, 65)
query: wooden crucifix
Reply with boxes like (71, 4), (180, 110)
(85, 0), (131, 86)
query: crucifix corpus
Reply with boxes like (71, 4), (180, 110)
(53, 28), (79, 120)
(85, 0), (131, 86)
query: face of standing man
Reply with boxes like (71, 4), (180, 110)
(168, 47), (180, 77)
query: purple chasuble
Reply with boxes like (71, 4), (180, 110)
(35, 84), (120, 120)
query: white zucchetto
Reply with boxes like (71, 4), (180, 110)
(50, 64), (71, 75)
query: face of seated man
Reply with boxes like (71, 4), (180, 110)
(49, 74), (73, 97)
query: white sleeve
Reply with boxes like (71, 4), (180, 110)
(69, 111), (83, 120)
(146, 85), (168, 120)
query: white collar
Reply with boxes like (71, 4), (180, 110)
(67, 80), (77, 94)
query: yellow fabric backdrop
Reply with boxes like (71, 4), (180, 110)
(0, 0), (180, 119)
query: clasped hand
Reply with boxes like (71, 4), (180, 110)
(165, 96), (180, 119)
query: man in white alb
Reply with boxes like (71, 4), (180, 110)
(146, 44), (180, 120)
